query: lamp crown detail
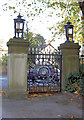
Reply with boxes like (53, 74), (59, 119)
(67, 21), (71, 25)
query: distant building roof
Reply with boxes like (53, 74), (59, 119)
(41, 42), (58, 54)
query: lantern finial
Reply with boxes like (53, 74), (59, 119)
(67, 20), (71, 25)
(14, 14), (25, 39)
(64, 21), (74, 42)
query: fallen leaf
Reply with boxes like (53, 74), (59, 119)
(49, 94), (53, 96)
(41, 94), (44, 97)
(42, 88), (44, 92)
(70, 98), (73, 101)
(57, 114), (62, 117)
(39, 95), (43, 98)
(64, 91), (67, 93)
(67, 115), (75, 118)
(28, 94), (33, 97)
(33, 94), (38, 97)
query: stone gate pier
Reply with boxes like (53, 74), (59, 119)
(7, 38), (28, 98)
(59, 42), (81, 90)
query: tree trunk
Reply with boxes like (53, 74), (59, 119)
(78, 1), (84, 16)
(78, 1), (84, 55)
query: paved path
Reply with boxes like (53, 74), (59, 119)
(2, 92), (83, 119)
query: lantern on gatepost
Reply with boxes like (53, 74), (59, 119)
(64, 21), (74, 42)
(14, 13), (25, 39)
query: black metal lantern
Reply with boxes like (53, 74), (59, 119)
(14, 13), (25, 39)
(64, 21), (74, 42)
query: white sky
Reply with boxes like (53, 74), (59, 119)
(0, 12), (65, 51)
(0, 12), (14, 49)
(0, 0), (66, 53)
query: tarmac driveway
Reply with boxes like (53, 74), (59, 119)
(2, 92), (83, 119)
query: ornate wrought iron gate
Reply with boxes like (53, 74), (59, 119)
(27, 47), (62, 94)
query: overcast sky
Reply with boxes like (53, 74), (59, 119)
(0, 0), (67, 52)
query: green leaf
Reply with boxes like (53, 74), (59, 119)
(35, 8), (38, 11)
(39, 8), (42, 11)
(28, 4), (31, 6)
(13, 7), (15, 9)
(9, 6), (12, 9)
(77, 18), (80, 22)
(14, 10), (17, 13)
(75, 87), (78, 90)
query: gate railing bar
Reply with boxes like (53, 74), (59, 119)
(28, 54), (60, 56)
(27, 58), (61, 68)
(28, 91), (60, 94)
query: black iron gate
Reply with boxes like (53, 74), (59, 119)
(27, 47), (62, 94)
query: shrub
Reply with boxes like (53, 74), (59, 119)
(65, 72), (84, 96)
(0, 54), (8, 65)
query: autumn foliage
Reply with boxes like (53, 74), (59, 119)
(65, 72), (84, 96)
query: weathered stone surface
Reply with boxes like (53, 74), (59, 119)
(59, 42), (81, 90)
(7, 38), (28, 99)
(7, 38), (29, 54)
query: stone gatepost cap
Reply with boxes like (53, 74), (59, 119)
(58, 42), (81, 50)
(7, 38), (29, 54)
(7, 38), (29, 46)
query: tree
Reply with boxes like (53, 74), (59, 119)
(0, 54), (8, 65)
(24, 31), (46, 48)
(45, 0), (83, 43)
(34, 34), (46, 48)
(78, 1), (84, 16)
(1, 0), (84, 44)
(78, 0), (84, 45)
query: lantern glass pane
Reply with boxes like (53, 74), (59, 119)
(68, 28), (72, 34)
(16, 22), (23, 29)
(16, 22), (20, 29)
(20, 23), (23, 29)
